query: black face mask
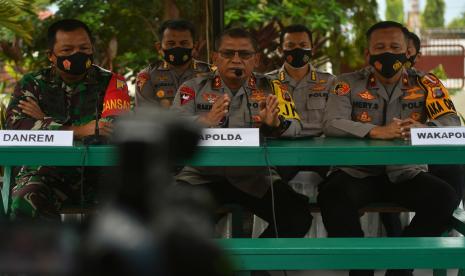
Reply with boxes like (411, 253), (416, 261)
(55, 52), (93, 75)
(369, 52), (408, 78)
(163, 47), (192, 66)
(406, 54), (418, 68)
(283, 48), (312, 68)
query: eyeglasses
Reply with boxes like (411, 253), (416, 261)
(218, 50), (256, 60)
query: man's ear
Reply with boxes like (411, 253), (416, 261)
(155, 42), (162, 55)
(192, 41), (200, 59)
(212, 51), (219, 65)
(47, 50), (54, 63)
(277, 46), (283, 56)
(253, 52), (261, 68)
(364, 49), (370, 65)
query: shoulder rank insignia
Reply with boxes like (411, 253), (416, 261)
(179, 86), (195, 105)
(136, 72), (150, 91)
(333, 81), (350, 96)
(358, 90), (376, 100)
(248, 75), (256, 89)
(212, 76), (222, 89)
(311, 70), (316, 81)
(116, 79), (125, 89)
(279, 71), (286, 81)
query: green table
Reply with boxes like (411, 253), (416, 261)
(1, 137), (465, 167)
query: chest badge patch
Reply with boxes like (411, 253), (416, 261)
(358, 90), (376, 100)
(356, 111), (372, 122)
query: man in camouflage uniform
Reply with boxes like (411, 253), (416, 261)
(135, 19), (211, 108)
(5, 19), (130, 220)
(267, 24), (335, 181)
(171, 28), (312, 238)
(319, 21), (459, 276)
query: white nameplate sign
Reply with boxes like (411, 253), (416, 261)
(0, 130), (73, 146)
(199, 128), (259, 147)
(411, 127), (465, 145)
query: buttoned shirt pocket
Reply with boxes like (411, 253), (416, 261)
(305, 97), (326, 128)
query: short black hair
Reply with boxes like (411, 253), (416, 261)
(158, 19), (196, 41)
(214, 28), (258, 52)
(408, 31), (421, 53)
(279, 24), (312, 47)
(366, 21), (410, 44)
(47, 19), (93, 51)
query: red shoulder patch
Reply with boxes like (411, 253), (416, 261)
(180, 86), (195, 105)
(333, 81), (350, 96)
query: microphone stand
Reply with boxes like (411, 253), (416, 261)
(82, 91), (108, 145)
(234, 69), (253, 128)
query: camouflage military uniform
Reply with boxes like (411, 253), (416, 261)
(5, 65), (130, 220)
(135, 59), (211, 108)
(267, 64), (335, 136)
(171, 72), (312, 238)
(318, 66), (459, 239)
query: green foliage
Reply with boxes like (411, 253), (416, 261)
(422, 0), (445, 28)
(385, 0), (404, 23)
(0, 0), (35, 43)
(430, 64), (447, 80)
(225, 0), (378, 73)
(448, 12), (465, 28)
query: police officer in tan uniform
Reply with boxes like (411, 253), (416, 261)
(319, 21), (459, 276)
(267, 24), (334, 181)
(135, 19), (211, 108)
(171, 28), (311, 239)
(267, 24), (335, 137)
(405, 31), (464, 201)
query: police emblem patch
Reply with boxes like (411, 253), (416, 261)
(333, 81), (350, 96)
(358, 90), (376, 100)
(433, 88), (445, 98)
(410, 112), (421, 121)
(202, 93), (219, 104)
(356, 111), (372, 122)
(282, 92), (292, 102)
(180, 86), (195, 105)
(156, 90), (165, 98)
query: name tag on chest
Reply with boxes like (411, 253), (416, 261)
(411, 127), (465, 145)
(199, 128), (259, 147)
(0, 130), (73, 146)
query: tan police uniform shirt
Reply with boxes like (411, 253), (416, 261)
(135, 59), (211, 108)
(267, 64), (335, 136)
(171, 72), (290, 197)
(324, 66), (460, 183)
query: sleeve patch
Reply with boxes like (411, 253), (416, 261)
(333, 81), (350, 96)
(136, 72), (150, 91)
(180, 86), (195, 105)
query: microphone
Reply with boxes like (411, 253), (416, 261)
(233, 68), (253, 127)
(82, 91), (108, 145)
